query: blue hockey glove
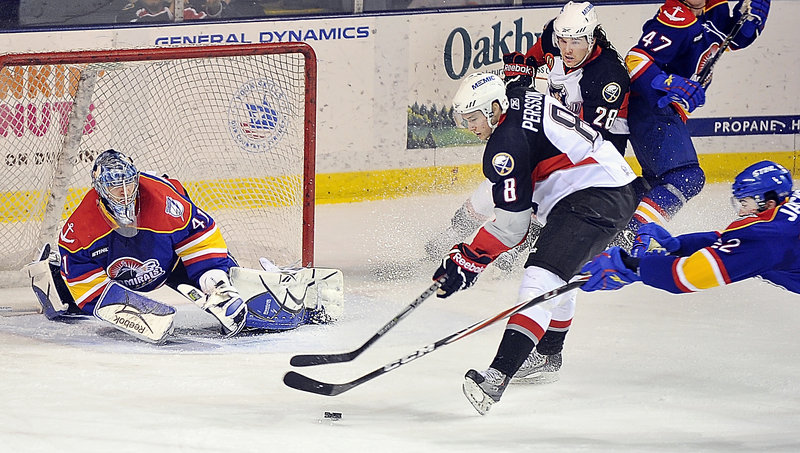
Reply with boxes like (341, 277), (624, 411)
(580, 247), (641, 292)
(736, 0), (770, 38)
(652, 73), (705, 113)
(503, 51), (537, 91)
(630, 223), (681, 257)
(433, 243), (492, 298)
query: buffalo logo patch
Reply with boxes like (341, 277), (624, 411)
(602, 82), (621, 103)
(492, 153), (514, 176)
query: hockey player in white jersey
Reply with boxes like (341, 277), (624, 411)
(426, 1), (636, 271)
(431, 73), (637, 414)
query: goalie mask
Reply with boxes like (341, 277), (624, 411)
(731, 160), (793, 216)
(452, 73), (509, 133)
(92, 149), (140, 234)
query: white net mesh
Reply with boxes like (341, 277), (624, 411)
(0, 44), (315, 285)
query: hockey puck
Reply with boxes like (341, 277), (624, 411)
(323, 411), (342, 421)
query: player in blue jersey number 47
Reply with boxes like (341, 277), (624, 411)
(581, 160), (798, 295)
(22, 149), (343, 344)
(621, 0), (771, 248)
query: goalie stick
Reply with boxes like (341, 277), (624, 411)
(694, 9), (752, 87)
(283, 274), (589, 396)
(289, 276), (445, 367)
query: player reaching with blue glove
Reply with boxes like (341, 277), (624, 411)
(581, 160), (798, 296)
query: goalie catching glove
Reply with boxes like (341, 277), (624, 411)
(433, 243), (493, 298)
(197, 269), (248, 337)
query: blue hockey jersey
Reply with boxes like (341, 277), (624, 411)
(57, 173), (236, 312)
(625, 0), (759, 119)
(639, 191), (800, 294)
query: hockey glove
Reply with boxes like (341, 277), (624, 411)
(200, 280), (248, 337)
(651, 73), (705, 113)
(433, 243), (493, 298)
(630, 223), (681, 258)
(503, 52), (537, 91)
(580, 247), (641, 292)
(736, 0), (770, 38)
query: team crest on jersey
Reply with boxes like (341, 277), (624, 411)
(492, 153), (514, 176)
(164, 196), (185, 219)
(227, 77), (290, 154)
(602, 82), (621, 103)
(107, 257), (166, 290)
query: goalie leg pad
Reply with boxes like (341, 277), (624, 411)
(94, 282), (176, 344)
(230, 266), (344, 323)
(244, 291), (306, 331)
(23, 244), (69, 320)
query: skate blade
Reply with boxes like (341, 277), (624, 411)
(510, 371), (559, 385)
(462, 378), (494, 415)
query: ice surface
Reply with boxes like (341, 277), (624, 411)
(1, 184), (799, 452)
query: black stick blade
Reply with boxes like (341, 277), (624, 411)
(289, 351), (357, 367)
(283, 371), (345, 396)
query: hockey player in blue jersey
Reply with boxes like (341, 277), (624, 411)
(622, 0), (770, 243)
(26, 149), (342, 343)
(580, 160), (798, 295)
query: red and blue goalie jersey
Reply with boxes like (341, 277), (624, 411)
(639, 191), (800, 294)
(57, 173), (236, 312)
(625, 0), (759, 117)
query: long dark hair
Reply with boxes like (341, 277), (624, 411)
(593, 25), (623, 64)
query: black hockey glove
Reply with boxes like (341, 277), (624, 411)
(433, 243), (493, 298)
(503, 52), (537, 91)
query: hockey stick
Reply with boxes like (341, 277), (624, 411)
(289, 276), (446, 367)
(694, 10), (752, 87)
(283, 274), (589, 396)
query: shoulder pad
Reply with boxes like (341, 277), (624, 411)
(657, 0), (698, 28)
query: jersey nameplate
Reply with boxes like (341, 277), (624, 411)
(521, 91), (544, 132)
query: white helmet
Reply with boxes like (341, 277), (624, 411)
(452, 72), (509, 131)
(553, 1), (599, 45)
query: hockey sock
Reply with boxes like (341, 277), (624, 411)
(536, 329), (568, 355)
(632, 165), (705, 229)
(489, 329), (536, 377)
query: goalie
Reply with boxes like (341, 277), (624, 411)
(25, 149), (342, 344)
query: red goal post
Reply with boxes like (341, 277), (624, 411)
(0, 43), (316, 287)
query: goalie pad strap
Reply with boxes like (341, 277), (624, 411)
(94, 282), (175, 344)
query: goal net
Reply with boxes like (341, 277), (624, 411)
(0, 43), (316, 286)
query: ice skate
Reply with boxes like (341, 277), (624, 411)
(511, 351), (562, 384)
(462, 368), (509, 415)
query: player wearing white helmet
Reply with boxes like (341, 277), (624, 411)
(426, 2), (637, 274)
(431, 72), (637, 415)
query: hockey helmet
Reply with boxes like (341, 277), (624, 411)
(553, 2), (600, 45)
(731, 160), (793, 213)
(92, 149), (140, 229)
(452, 72), (509, 132)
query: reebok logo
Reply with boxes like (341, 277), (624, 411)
(503, 63), (533, 75)
(452, 251), (486, 274)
